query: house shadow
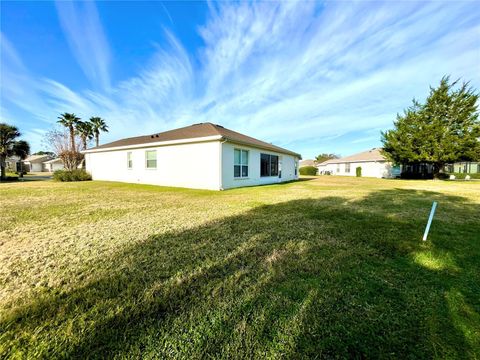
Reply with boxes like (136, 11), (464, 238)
(2, 189), (479, 358)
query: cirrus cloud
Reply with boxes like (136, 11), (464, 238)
(1, 1), (479, 157)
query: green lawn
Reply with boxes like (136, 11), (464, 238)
(1, 177), (479, 358)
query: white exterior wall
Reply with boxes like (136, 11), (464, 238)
(46, 162), (64, 172)
(318, 161), (395, 178)
(27, 162), (44, 172)
(86, 141), (222, 190)
(221, 142), (299, 189)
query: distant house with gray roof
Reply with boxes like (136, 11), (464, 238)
(317, 148), (401, 178)
(23, 155), (53, 172)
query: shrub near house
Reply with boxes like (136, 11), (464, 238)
(53, 169), (91, 182)
(299, 166), (317, 175)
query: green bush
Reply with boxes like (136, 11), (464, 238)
(1, 174), (19, 182)
(53, 169), (92, 182)
(446, 173), (480, 180)
(299, 166), (317, 176)
(434, 173), (450, 180)
(356, 167), (362, 177)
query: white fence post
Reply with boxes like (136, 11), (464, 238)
(422, 201), (438, 241)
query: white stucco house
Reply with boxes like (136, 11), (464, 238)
(317, 148), (401, 178)
(83, 123), (301, 190)
(43, 158), (65, 172)
(24, 155), (53, 172)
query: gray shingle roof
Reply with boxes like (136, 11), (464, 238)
(318, 148), (386, 165)
(87, 123), (301, 157)
(24, 155), (52, 163)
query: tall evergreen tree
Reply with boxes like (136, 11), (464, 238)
(382, 77), (480, 177)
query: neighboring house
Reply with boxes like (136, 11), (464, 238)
(5, 155), (21, 172)
(43, 158), (65, 172)
(83, 123), (301, 190)
(23, 155), (53, 172)
(445, 162), (480, 174)
(299, 159), (317, 167)
(317, 148), (400, 178)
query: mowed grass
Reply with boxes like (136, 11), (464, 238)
(0, 177), (479, 359)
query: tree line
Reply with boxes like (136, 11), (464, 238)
(0, 114), (108, 180)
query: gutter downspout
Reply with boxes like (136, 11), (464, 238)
(219, 137), (227, 190)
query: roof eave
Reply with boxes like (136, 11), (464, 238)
(223, 138), (301, 158)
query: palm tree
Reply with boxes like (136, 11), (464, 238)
(0, 123), (31, 180)
(75, 120), (94, 150)
(57, 113), (81, 150)
(89, 117), (108, 147)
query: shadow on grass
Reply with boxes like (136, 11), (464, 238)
(1, 189), (479, 358)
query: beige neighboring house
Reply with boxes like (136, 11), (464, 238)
(5, 155), (21, 172)
(23, 155), (53, 172)
(43, 158), (65, 172)
(317, 148), (401, 178)
(299, 159), (317, 167)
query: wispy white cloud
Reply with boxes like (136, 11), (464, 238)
(55, 0), (111, 90)
(0, 33), (52, 122)
(2, 1), (479, 156)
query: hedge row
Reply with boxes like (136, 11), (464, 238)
(446, 173), (480, 180)
(53, 169), (92, 182)
(299, 166), (318, 176)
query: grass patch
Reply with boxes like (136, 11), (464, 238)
(0, 177), (479, 358)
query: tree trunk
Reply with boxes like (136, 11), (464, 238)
(433, 163), (444, 179)
(69, 125), (75, 150)
(0, 154), (6, 181)
(95, 131), (99, 147)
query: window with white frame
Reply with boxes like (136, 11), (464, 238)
(127, 152), (133, 169)
(337, 164), (340, 173)
(345, 163), (350, 173)
(234, 149), (248, 178)
(145, 150), (157, 169)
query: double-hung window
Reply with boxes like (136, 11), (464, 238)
(127, 152), (133, 169)
(260, 154), (279, 177)
(234, 149), (248, 178)
(345, 163), (350, 173)
(145, 150), (157, 169)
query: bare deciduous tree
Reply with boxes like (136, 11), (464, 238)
(44, 128), (83, 171)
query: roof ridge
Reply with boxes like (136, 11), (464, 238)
(204, 122), (223, 136)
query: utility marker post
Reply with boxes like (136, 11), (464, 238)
(423, 201), (438, 241)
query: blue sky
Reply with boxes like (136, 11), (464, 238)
(1, 1), (479, 159)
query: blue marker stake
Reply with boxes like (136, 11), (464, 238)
(422, 201), (438, 241)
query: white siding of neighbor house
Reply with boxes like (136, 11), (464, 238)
(318, 161), (395, 178)
(221, 142), (299, 189)
(47, 162), (64, 172)
(27, 162), (44, 172)
(86, 141), (222, 190)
